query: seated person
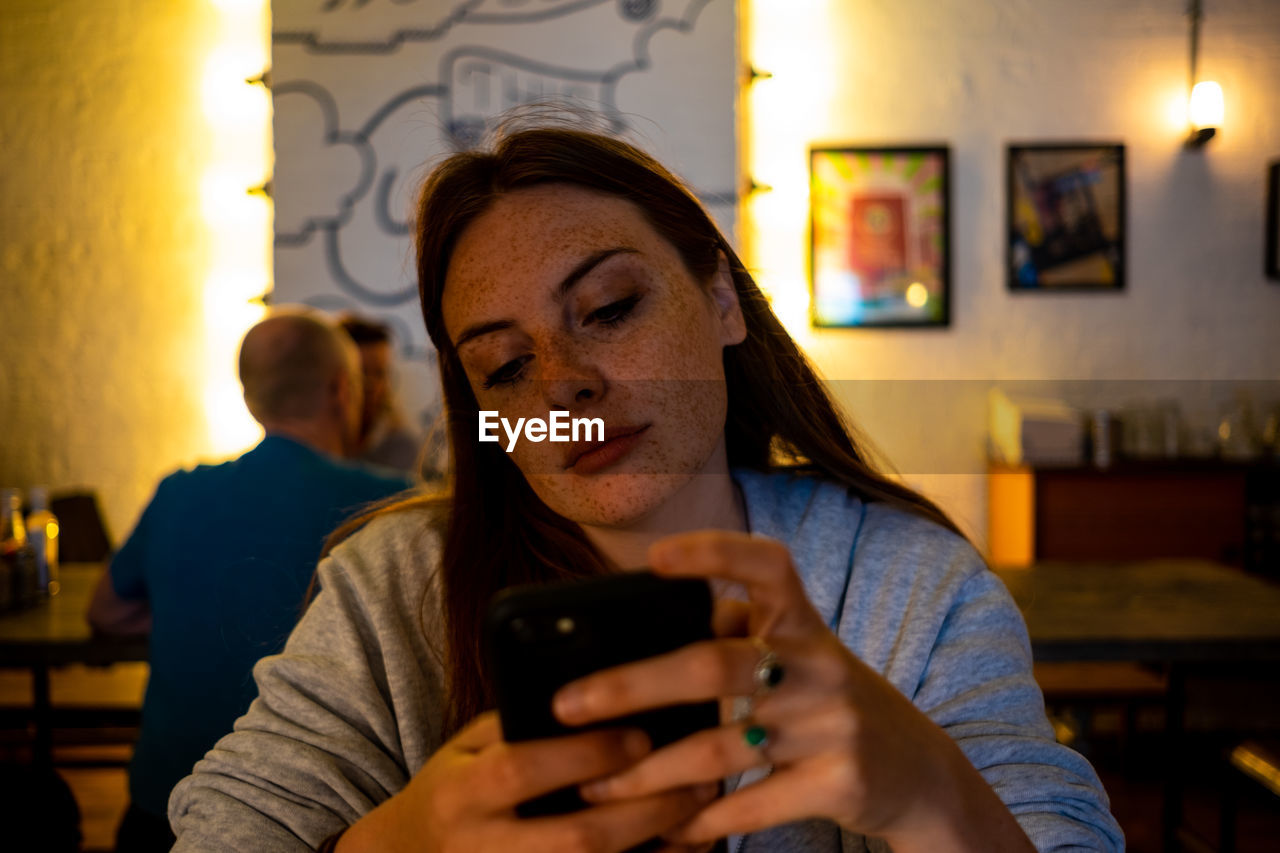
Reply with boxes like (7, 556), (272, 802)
(88, 308), (410, 852)
(169, 129), (1123, 852)
(337, 314), (426, 476)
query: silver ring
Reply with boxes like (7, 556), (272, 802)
(751, 637), (785, 695)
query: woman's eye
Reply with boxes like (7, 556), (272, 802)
(586, 295), (640, 328)
(482, 355), (530, 390)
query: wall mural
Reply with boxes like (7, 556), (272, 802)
(271, 0), (738, 427)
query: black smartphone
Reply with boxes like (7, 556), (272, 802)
(484, 570), (720, 819)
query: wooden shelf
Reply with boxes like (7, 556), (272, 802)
(988, 459), (1280, 572)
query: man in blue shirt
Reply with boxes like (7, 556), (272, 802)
(88, 309), (412, 851)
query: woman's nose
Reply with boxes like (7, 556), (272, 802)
(537, 345), (605, 410)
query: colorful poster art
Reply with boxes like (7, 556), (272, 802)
(810, 147), (950, 327)
(1007, 144), (1126, 291)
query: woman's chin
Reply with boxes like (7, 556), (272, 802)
(532, 471), (694, 530)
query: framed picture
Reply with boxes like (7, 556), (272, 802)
(1007, 143), (1125, 291)
(809, 146), (950, 327)
(1266, 160), (1280, 281)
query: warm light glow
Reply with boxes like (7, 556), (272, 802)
(1163, 86), (1192, 133)
(204, 269), (268, 324)
(200, 0), (272, 457)
(1188, 80), (1224, 130)
(204, 383), (265, 457)
(210, 0), (265, 11)
(203, 48), (271, 124)
(203, 269), (267, 456)
(744, 2), (839, 345)
(747, 179), (812, 340)
(200, 167), (272, 228)
(767, 279), (812, 335)
(905, 282), (929, 309)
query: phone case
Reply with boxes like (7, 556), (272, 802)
(484, 571), (720, 819)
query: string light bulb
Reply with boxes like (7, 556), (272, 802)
(1188, 80), (1224, 143)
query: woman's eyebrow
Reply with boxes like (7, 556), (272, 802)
(554, 246), (639, 299)
(455, 246), (640, 349)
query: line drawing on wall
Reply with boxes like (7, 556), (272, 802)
(271, 0), (736, 425)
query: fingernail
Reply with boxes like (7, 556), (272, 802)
(553, 686), (584, 721)
(580, 779), (612, 801)
(623, 729), (651, 759)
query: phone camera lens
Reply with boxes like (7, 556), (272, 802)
(510, 617), (536, 642)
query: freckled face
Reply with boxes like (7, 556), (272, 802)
(441, 184), (745, 528)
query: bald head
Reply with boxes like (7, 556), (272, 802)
(238, 309), (360, 428)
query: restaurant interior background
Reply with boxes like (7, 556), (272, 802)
(3, 0), (1278, 550)
(2, 0), (1280, 850)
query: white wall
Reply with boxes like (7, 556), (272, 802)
(743, 0), (1280, 548)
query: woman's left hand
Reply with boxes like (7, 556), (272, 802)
(551, 531), (1032, 851)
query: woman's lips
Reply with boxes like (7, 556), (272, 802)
(564, 425), (650, 474)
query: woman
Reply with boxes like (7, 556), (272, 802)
(169, 126), (1123, 852)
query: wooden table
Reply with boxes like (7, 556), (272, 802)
(994, 560), (1280, 852)
(995, 559), (1280, 662)
(0, 563), (147, 765)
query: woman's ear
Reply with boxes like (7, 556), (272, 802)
(710, 251), (747, 346)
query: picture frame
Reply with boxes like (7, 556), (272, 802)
(1266, 160), (1280, 281)
(809, 146), (950, 328)
(1006, 143), (1126, 291)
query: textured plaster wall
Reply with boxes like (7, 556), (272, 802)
(0, 1), (217, 540)
(745, 0), (1280, 548)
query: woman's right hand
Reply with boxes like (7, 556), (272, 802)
(337, 711), (717, 853)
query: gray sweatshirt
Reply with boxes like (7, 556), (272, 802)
(169, 469), (1124, 851)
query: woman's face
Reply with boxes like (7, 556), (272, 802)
(441, 183), (746, 528)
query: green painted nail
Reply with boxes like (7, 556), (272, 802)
(743, 725), (768, 748)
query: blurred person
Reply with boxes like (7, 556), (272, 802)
(337, 314), (425, 475)
(88, 308), (410, 852)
